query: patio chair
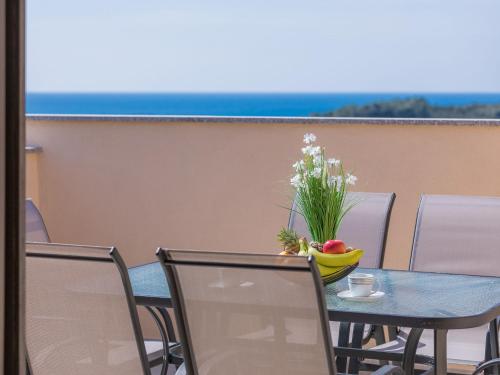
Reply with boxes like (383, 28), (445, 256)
(369, 194), (500, 369)
(25, 199), (50, 242)
(25, 242), (179, 375)
(289, 192), (396, 371)
(24, 198), (179, 372)
(157, 248), (403, 375)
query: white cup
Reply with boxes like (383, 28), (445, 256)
(348, 273), (378, 297)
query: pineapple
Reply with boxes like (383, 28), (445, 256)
(277, 228), (300, 255)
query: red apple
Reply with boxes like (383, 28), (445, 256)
(323, 240), (346, 254)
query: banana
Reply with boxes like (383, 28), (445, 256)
(308, 247), (364, 267)
(298, 237), (309, 256)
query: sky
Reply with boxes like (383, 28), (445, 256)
(27, 0), (500, 93)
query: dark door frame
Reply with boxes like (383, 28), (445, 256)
(3, 0), (25, 373)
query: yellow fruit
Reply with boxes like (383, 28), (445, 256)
(308, 247), (364, 267)
(298, 237), (309, 256)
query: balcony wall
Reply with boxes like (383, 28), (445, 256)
(26, 116), (500, 270)
(26, 145), (43, 206)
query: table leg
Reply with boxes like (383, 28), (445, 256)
(490, 319), (500, 358)
(490, 319), (500, 375)
(434, 329), (448, 375)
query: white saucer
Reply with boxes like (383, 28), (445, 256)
(337, 290), (385, 302)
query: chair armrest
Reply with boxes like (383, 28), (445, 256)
(372, 365), (404, 375)
(473, 358), (500, 375)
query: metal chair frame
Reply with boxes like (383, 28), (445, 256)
(158, 249), (337, 375)
(26, 242), (152, 375)
(410, 195), (500, 366)
(355, 194), (500, 374)
(25, 198), (178, 373)
(25, 199), (51, 242)
(288, 192), (396, 372)
(157, 248), (404, 375)
(475, 358), (500, 375)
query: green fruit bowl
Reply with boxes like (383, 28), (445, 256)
(321, 263), (359, 285)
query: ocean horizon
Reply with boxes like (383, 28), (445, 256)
(26, 92), (500, 117)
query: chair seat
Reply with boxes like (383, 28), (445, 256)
(371, 325), (489, 366)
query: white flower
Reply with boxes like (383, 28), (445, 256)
(301, 145), (321, 156)
(327, 158), (341, 167)
(290, 174), (303, 188)
(313, 155), (323, 166)
(311, 167), (322, 178)
(301, 146), (312, 155)
(345, 173), (358, 185)
(303, 133), (317, 144)
(328, 175), (343, 188)
(292, 160), (304, 171)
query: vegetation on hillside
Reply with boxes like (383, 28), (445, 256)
(312, 97), (500, 118)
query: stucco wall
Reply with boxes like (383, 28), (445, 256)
(26, 117), (500, 270)
(26, 147), (41, 205)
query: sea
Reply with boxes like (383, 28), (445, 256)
(26, 93), (500, 117)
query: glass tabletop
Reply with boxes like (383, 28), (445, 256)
(129, 263), (500, 329)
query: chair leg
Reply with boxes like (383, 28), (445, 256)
(388, 326), (399, 341)
(401, 328), (424, 375)
(475, 359), (500, 375)
(371, 325), (390, 367)
(157, 307), (177, 343)
(361, 324), (377, 346)
(336, 322), (351, 373)
(348, 323), (366, 374)
(146, 307), (170, 375)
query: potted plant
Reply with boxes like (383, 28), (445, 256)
(278, 133), (363, 282)
(291, 132), (357, 245)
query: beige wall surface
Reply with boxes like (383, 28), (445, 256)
(26, 118), (500, 270)
(26, 150), (41, 205)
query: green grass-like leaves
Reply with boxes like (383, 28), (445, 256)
(293, 148), (356, 243)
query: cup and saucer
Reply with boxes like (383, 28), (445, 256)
(337, 273), (385, 302)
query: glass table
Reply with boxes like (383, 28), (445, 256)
(129, 264), (500, 375)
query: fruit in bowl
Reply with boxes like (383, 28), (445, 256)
(323, 239), (346, 254)
(277, 228), (300, 256)
(307, 245), (363, 278)
(277, 229), (363, 280)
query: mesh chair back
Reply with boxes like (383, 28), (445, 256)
(158, 249), (336, 375)
(411, 195), (500, 276)
(26, 243), (150, 375)
(289, 192), (395, 268)
(26, 199), (50, 242)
